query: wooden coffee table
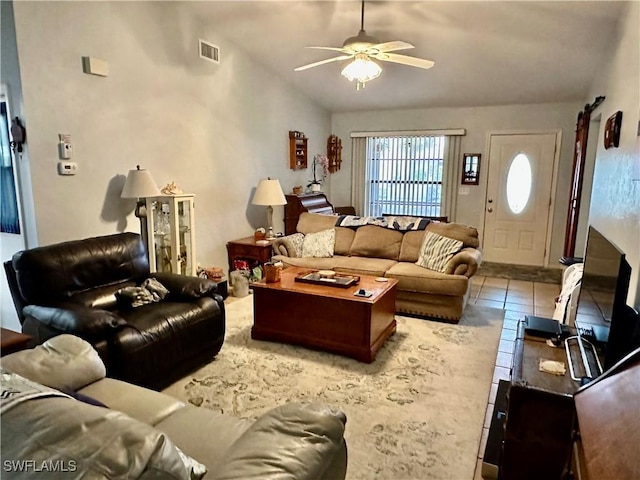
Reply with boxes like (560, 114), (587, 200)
(251, 267), (398, 362)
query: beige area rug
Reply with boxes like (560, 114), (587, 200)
(163, 296), (504, 480)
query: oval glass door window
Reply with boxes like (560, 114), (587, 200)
(506, 153), (532, 214)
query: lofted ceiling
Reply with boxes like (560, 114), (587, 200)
(189, 1), (628, 113)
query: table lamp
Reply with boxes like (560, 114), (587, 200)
(251, 178), (286, 240)
(121, 165), (161, 242)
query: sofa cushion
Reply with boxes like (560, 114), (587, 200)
(349, 225), (403, 260)
(70, 282), (135, 310)
(210, 403), (346, 480)
(334, 227), (356, 255)
(155, 404), (254, 475)
(333, 257), (398, 278)
(385, 262), (468, 296)
(79, 377), (185, 427)
(296, 212), (338, 234)
(302, 229), (335, 258)
(416, 231), (464, 272)
(426, 222), (480, 248)
(399, 230), (427, 262)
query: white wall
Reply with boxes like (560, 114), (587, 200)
(331, 102), (581, 266)
(584, 1), (640, 309)
(9, 1), (329, 273)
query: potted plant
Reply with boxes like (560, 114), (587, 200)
(308, 154), (330, 192)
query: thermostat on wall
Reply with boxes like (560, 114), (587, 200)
(58, 161), (78, 175)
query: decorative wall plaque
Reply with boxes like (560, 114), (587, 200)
(604, 111), (622, 149)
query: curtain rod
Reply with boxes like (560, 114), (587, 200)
(350, 129), (466, 138)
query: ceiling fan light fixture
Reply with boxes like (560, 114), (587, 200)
(341, 54), (382, 90)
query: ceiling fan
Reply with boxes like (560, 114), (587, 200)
(294, 0), (434, 89)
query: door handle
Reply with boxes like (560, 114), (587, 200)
(487, 207), (493, 213)
(488, 198), (493, 203)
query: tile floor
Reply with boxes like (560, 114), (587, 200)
(470, 275), (561, 480)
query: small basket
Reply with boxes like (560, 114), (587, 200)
(199, 267), (224, 281)
(264, 262), (282, 283)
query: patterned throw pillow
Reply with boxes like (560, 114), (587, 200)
(282, 233), (305, 257)
(416, 230), (463, 272)
(301, 229), (335, 258)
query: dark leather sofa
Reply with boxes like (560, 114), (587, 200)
(4, 232), (225, 390)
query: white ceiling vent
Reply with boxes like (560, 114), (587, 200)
(199, 39), (220, 64)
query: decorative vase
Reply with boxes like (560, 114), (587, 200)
(310, 183), (321, 193)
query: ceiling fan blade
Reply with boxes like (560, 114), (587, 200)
(373, 52), (435, 69)
(306, 46), (349, 53)
(371, 41), (415, 53)
(294, 54), (354, 72)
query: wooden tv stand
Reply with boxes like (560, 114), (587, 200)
(483, 320), (604, 480)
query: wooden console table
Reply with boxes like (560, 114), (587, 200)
(483, 321), (591, 480)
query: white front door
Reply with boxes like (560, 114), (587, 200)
(483, 133), (559, 266)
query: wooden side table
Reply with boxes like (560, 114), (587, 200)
(1, 328), (33, 356)
(226, 236), (274, 274)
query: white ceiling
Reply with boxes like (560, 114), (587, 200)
(190, 1), (628, 113)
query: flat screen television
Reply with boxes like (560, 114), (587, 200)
(574, 226), (639, 370)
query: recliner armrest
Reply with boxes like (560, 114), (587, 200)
(22, 305), (127, 342)
(2, 334), (106, 391)
(151, 272), (219, 300)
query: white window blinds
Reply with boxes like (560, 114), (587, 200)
(351, 130), (464, 219)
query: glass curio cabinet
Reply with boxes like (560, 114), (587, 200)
(145, 194), (196, 276)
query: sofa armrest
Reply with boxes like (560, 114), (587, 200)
(2, 334), (106, 391)
(151, 272), (219, 300)
(210, 403), (347, 480)
(271, 237), (296, 257)
(22, 304), (127, 342)
(445, 247), (482, 277)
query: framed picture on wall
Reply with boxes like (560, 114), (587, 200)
(462, 153), (481, 185)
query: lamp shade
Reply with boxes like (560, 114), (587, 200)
(121, 166), (161, 198)
(251, 178), (286, 206)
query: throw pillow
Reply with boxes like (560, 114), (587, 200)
(301, 228), (335, 258)
(281, 232), (305, 257)
(416, 230), (463, 272)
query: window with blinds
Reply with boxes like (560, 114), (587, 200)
(365, 135), (445, 217)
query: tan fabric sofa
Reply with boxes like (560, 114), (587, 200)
(272, 213), (482, 322)
(1, 335), (348, 480)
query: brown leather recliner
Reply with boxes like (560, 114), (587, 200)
(4, 232), (225, 391)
